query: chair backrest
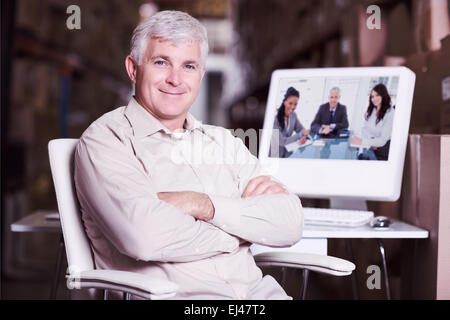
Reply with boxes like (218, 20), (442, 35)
(48, 139), (94, 273)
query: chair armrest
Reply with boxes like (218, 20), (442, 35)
(254, 252), (355, 276)
(67, 269), (178, 300)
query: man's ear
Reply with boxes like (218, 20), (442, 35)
(125, 55), (138, 83)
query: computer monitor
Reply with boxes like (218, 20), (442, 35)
(259, 67), (415, 201)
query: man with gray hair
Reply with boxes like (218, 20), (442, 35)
(311, 87), (349, 136)
(74, 10), (303, 300)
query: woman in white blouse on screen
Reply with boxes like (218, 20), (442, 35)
(350, 83), (394, 160)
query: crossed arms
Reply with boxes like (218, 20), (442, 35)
(157, 175), (288, 222)
(74, 127), (303, 264)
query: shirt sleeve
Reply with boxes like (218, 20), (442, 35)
(293, 115), (306, 136)
(311, 106), (323, 134)
(74, 125), (239, 263)
(272, 117), (304, 147)
(208, 131), (303, 247)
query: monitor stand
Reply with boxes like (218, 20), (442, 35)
(329, 198), (368, 211)
(329, 197), (368, 300)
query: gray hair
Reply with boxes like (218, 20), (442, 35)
(329, 87), (341, 96)
(130, 10), (209, 67)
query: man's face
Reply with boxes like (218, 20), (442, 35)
(329, 90), (340, 109)
(130, 38), (205, 128)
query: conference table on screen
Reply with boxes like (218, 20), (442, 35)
(289, 132), (359, 160)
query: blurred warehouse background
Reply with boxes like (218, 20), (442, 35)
(1, 0), (449, 299)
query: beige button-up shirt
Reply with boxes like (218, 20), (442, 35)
(74, 97), (303, 299)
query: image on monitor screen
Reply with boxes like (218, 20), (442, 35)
(269, 75), (399, 161)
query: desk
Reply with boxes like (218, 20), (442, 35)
(289, 135), (359, 160)
(11, 210), (61, 233)
(251, 219), (429, 299)
(11, 211), (63, 299)
(13, 212), (429, 300)
(302, 219), (428, 238)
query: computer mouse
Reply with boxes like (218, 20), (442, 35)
(370, 216), (391, 228)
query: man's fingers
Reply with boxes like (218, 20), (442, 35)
(242, 176), (289, 198)
(249, 180), (273, 197)
(252, 182), (287, 197)
(260, 185), (288, 196)
(242, 175), (270, 197)
(157, 192), (170, 201)
(254, 181), (285, 197)
(157, 191), (193, 213)
(157, 191), (214, 221)
(244, 180), (287, 198)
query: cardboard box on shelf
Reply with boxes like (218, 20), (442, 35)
(405, 35), (450, 134)
(439, 36), (450, 134)
(401, 134), (450, 299)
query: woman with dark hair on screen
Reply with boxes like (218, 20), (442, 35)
(270, 87), (311, 158)
(350, 83), (394, 160)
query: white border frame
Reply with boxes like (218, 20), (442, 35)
(259, 67), (416, 201)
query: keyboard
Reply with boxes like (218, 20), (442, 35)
(303, 207), (374, 227)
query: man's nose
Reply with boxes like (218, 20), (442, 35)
(166, 68), (182, 86)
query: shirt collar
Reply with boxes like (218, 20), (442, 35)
(329, 103), (339, 111)
(184, 112), (203, 132)
(124, 97), (203, 138)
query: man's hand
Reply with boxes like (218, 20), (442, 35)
(241, 176), (289, 198)
(350, 136), (362, 145)
(323, 128), (332, 135)
(157, 191), (214, 221)
(299, 136), (307, 145)
(321, 125), (332, 135)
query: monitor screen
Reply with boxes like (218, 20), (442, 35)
(259, 67), (415, 201)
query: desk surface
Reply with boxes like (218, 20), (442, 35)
(289, 135), (358, 160)
(10, 211), (61, 233)
(12, 211), (428, 239)
(303, 219), (428, 239)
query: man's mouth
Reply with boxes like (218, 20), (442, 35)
(159, 89), (185, 95)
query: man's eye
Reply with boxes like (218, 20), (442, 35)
(155, 60), (166, 66)
(185, 64), (196, 70)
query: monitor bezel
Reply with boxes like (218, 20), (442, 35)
(258, 66), (416, 201)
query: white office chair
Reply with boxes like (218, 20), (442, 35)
(254, 251), (355, 299)
(48, 138), (178, 299)
(48, 138), (355, 300)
